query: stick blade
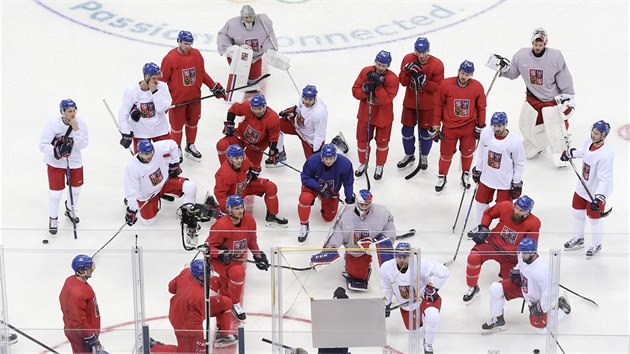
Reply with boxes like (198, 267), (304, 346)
(405, 165), (422, 180)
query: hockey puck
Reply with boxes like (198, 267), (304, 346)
(533, 349), (540, 354)
(42, 239), (49, 244)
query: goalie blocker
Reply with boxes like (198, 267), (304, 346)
(178, 193), (221, 250)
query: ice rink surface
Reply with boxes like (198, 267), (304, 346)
(1, 0), (629, 353)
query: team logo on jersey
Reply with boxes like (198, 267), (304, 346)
(243, 126), (261, 143)
(453, 99), (470, 117)
(582, 162), (591, 181)
(93, 297), (100, 317)
(296, 113), (305, 127)
(487, 150), (502, 169)
(182, 67), (197, 86)
(139, 102), (156, 118)
(499, 225), (518, 245)
(148, 167), (164, 186)
(232, 238), (247, 258)
(352, 229), (370, 244)
(244, 38), (260, 52)
(529, 68), (543, 85)
(236, 180), (247, 195)
(520, 276), (529, 294)
(399, 285), (411, 299)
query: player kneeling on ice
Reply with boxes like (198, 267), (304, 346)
(124, 139), (197, 226)
(214, 144), (287, 228)
(203, 195), (269, 321)
(482, 238), (571, 334)
(380, 242), (449, 354)
(310, 189), (395, 291)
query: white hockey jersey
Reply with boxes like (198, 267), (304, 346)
(517, 255), (550, 312)
(476, 127), (526, 190)
(571, 138), (614, 200)
(124, 140), (180, 211)
(380, 257), (450, 311)
(217, 14), (277, 62)
(295, 97), (328, 148)
(118, 81), (172, 139)
(323, 204), (396, 257)
(39, 116), (89, 169)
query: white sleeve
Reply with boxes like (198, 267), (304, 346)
(73, 118), (89, 151)
(312, 102), (328, 150)
(124, 162), (141, 211)
(427, 260), (450, 290)
(217, 21), (235, 55)
(538, 271), (551, 312)
(475, 128), (490, 170)
(511, 138), (526, 183)
(258, 14), (278, 51)
(595, 150), (614, 197)
(383, 210), (396, 242)
(153, 82), (173, 113)
(500, 51), (522, 80)
(118, 87), (134, 134)
(39, 120), (56, 156)
(379, 263), (394, 304)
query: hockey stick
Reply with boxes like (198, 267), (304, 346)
(258, 15), (301, 96)
(563, 136), (612, 218)
(559, 284), (598, 307)
(103, 98), (134, 155)
(451, 185), (468, 234)
(0, 320), (60, 354)
(405, 84), (423, 180)
(232, 133), (303, 173)
(540, 318), (567, 354)
(444, 182), (478, 267)
(171, 73), (271, 108)
(361, 93), (373, 190)
(485, 69), (501, 97)
(240, 258), (315, 272)
(60, 125), (78, 239)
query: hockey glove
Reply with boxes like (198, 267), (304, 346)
(474, 124), (485, 140)
(590, 194), (605, 211)
(560, 148), (576, 161)
(509, 268), (522, 286)
(495, 54), (511, 73)
(211, 82), (226, 99)
(411, 71), (427, 87)
(279, 105), (297, 120)
(554, 94), (576, 116)
(125, 207), (138, 226)
(319, 181), (336, 199)
(358, 237), (373, 249)
(333, 287), (348, 299)
(428, 128), (442, 142)
(120, 132), (134, 149)
(253, 251), (270, 271)
(83, 334), (101, 351)
(223, 120), (235, 136)
(362, 81), (377, 94)
(268, 147), (280, 165)
(168, 163), (182, 178)
(470, 225), (490, 244)
(247, 166), (261, 181)
(529, 302), (544, 317)
(404, 62), (422, 75)
(130, 104), (142, 122)
(385, 303), (392, 318)
(310, 249), (340, 267)
(511, 181), (523, 199)
(366, 71), (384, 86)
(217, 247), (232, 265)
(472, 166), (481, 184)
(422, 284), (438, 303)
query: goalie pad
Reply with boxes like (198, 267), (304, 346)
(542, 106), (569, 167)
(225, 44), (253, 103)
(310, 250), (340, 267)
(265, 49), (290, 71)
(344, 268), (371, 292)
(519, 101), (548, 158)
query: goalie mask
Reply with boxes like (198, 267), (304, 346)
(355, 189), (373, 220)
(241, 5), (256, 30)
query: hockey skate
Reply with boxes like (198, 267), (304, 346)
(49, 217), (58, 235)
(265, 211), (288, 228)
(563, 237), (584, 251)
(419, 154), (428, 170)
(586, 244), (602, 259)
(214, 333), (238, 348)
(461, 171), (471, 189)
(343, 269), (370, 292)
(64, 201), (80, 224)
(298, 223), (309, 243)
(231, 303), (246, 320)
(481, 314), (505, 334)
(265, 150), (287, 168)
(463, 285), (480, 305)
(331, 131), (349, 154)
(435, 175), (447, 193)
(184, 143), (202, 162)
(354, 163), (368, 177)
(397, 155), (415, 169)
(374, 165), (384, 180)
(558, 295), (571, 314)
(423, 340), (433, 354)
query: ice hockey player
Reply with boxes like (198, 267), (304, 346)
(397, 37), (444, 171)
(217, 5), (277, 84)
(118, 63), (172, 154)
(161, 31), (226, 161)
(351, 50), (400, 180)
(432, 60), (486, 193)
(380, 242), (449, 354)
(311, 189), (395, 291)
(463, 195), (541, 305)
(123, 139), (197, 226)
(471, 112), (526, 226)
(298, 144), (355, 242)
(214, 144), (288, 227)
(481, 238), (571, 334)
(491, 27), (575, 167)
(217, 94), (281, 168)
(204, 195), (270, 321)
(39, 99), (88, 235)
(562, 120), (614, 258)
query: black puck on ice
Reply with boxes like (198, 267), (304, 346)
(42, 239), (49, 244)
(533, 349), (540, 354)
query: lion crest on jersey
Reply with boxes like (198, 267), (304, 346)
(352, 229), (370, 244)
(399, 285), (411, 299)
(296, 113), (305, 128)
(93, 297), (100, 317)
(454, 99), (470, 117)
(139, 102), (156, 118)
(244, 126), (261, 143)
(244, 38), (260, 52)
(148, 167), (164, 186)
(499, 225), (518, 245)
(487, 150), (503, 169)
(182, 67), (197, 86)
(582, 162), (591, 181)
(232, 238), (247, 258)
(520, 276), (529, 294)
(529, 68), (543, 85)
(236, 181), (247, 195)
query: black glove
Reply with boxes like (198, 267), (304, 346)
(319, 182), (335, 198)
(509, 268), (522, 286)
(560, 148), (576, 161)
(366, 71), (384, 86)
(53, 136), (74, 159)
(410, 71), (427, 87)
(212, 82), (226, 99)
(268, 147), (279, 165)
(469, 225), (490, 244)
(362, 81), (377, 94)
(279, 105), (297, 119)
(218, 247), (232, 264)
(224, 120), (235, 136)
(125, 207), (137, 226)
(345, 194), (355, 205)
(120, 132), (133, 149)
(83, 334), (101, 351)
(472, 166), (481, 183)
(168, 163), (182, 178)
(529, 302), (544, 317)
(385, 303), (392, 318)
(511, 181), (523, 199)
(422, 284), (438, 303)
(590, 194), (605, 211)
(474, 124), (485, 140)
(404, 62), (422, 74)
(130, 104), (142, 122)
(253, 252), (270, 271)
(247, 166), (261, 181)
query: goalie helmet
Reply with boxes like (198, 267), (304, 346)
(414, 37), (430, 52)
(491, 112), (508, 126)
(72, 254), (93, 274)
(137, 139), (154, 154)
(515, 195), (534, 213)
(226, 194), (245, 209)
(302, 85), (318, 99)
(395, 242), (411, 258)
(375, 50), (392, 65)
(177, 30), (194, 43)
(355, 189), (373, 219)
(190, 260), (205, 279)
(518, 237), (537, 253)
(59, 99), (77, 113)
(531, 27), (548, 45)
(459, 60), (475, 74)
(241, 5), (256, 30)
(250, 94), (266, 108)
(592, 120), (611, 137)
(143, 62), (161, 76)
(226, 144), (245, 158)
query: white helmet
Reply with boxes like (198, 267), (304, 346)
(241, 5), (256, 30)
(355, 189), (373, 220)
(531, 27), (548, 45)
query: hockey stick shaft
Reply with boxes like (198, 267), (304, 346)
(102, 99), (134, 155)
(485, 69), (501, 97)
(559, 284), (598, 307)
(258, 15), (301, 96)
(240, 258), (314, 271)
(262, 337), (293, 350)
(541, 318), (567, 354)
(0, 320), (60, 354)
(172, 73), (271, 108)
(364, 95), (372, 190)
(232, 133), (303, 173)
(444, 183), (478, 267)
(61, 125), (78, 239)
(452, 186), (467, 234)
(405, 84), (423, 180)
